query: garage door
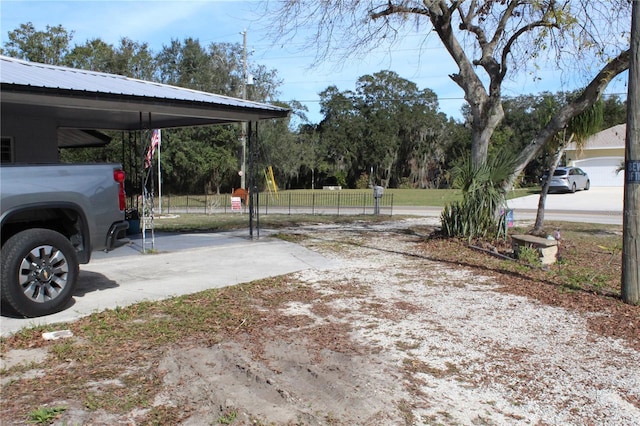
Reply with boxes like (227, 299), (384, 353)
(572, 157), (624, 187)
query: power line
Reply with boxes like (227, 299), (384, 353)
(284, 92), (628, 105)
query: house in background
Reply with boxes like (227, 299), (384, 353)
(565, 123), (626, 187)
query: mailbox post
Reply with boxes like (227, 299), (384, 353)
(373, 185), (384, 215)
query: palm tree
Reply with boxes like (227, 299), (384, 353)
(531, 99), (604, 235)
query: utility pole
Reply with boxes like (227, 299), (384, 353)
(240, 30), (247, 190)
(622, 0), (640, 305)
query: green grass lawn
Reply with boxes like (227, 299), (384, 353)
(156, 187), (539, 212)
(378, 187), (537, 206)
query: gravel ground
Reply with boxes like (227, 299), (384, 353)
(280, 219), (639, 424)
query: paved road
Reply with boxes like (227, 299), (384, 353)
(508, 187), (623, 224)
(394, 187), (624, 225)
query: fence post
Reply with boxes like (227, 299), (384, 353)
(264, 191), (268, 215)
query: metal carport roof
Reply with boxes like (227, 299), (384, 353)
(0, 55), (290, 130)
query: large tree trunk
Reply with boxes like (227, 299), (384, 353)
(470, 98), (504, 167)
(429, 7), (506, 169)
(383, 148), (398, 188)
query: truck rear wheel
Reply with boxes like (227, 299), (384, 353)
(1, 229), (79, 317)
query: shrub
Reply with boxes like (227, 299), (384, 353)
(516, 245), (541, 265)
(355, 172), (370, 189)
(441, 152), (516, 240)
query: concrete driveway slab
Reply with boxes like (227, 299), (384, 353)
(1, 231), (334, 337)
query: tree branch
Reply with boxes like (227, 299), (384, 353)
(500, 21), (557, 80)
(510, 48), (631, 186)
(369, 3), (429, 20)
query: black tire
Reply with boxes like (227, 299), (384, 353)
(1, 229), (79, 317)
(585, 180), (590, 190)
(571, 182), (577, 193)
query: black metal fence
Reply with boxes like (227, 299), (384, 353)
(153, 191), (394, 216)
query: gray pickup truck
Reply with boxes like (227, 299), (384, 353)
(1, 163), (129, 317)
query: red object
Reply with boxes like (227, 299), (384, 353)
(113, 169), (126, 211)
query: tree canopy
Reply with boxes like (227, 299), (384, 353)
(266, 0), (631, 187)
(317, 70), (453, 188)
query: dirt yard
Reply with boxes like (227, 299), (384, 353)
(1, 218), (639, 425)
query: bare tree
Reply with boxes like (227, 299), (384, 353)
(265, 1), (631, 185)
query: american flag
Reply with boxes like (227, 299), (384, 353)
(145, 129), (161, 168)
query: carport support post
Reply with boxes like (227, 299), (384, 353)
(622, 0), (640, 305)
(248, 121), (259, 239)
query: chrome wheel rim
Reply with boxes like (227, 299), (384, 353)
(18, 245), (69, 303)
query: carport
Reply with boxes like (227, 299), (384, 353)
(1, 55), (290, 239)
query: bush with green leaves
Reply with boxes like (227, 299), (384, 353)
(441, 152), (516, 240)
(516, 245), (542, 265)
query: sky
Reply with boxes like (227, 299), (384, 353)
(0, 0), (630, 125)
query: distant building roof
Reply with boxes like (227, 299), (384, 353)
(0, 55), (289, 130)
(566, 123), (626, 151)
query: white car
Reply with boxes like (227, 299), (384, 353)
(542, 167), (590, 193)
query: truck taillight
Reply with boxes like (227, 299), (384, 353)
(113, 170), (126, 211)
